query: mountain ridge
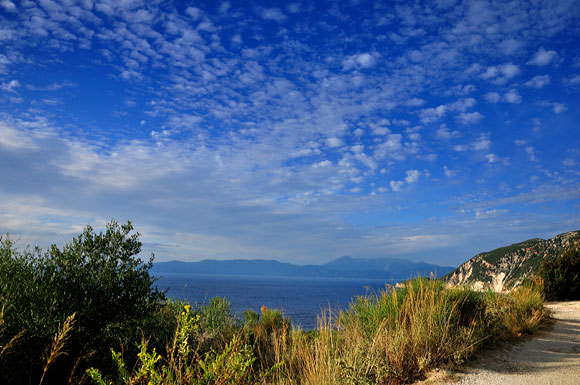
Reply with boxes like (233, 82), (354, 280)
(151, 256), (455, 282)
(445, 230), (580, 291)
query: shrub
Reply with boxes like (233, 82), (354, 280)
(0, 221), (165, 384)
(88, 304), (263, 385)
(538, 246), (580, 300)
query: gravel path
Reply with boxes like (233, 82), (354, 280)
(418, 301), (580, 385)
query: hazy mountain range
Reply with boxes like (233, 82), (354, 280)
(151, 256), (455, 282)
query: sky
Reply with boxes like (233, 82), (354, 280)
(1, 0), (579, 267)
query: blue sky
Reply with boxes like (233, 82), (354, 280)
(1, 0), (579, 266)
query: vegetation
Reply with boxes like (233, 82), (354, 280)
(538, 246), (580, 300)
(0, 221), (165, 384)
(0, 222), (549, 385)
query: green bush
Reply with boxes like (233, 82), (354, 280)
(0, 221), (165, 384)
(538, 246), (580, 300)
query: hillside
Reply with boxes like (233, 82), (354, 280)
(445, 230), (580, 291)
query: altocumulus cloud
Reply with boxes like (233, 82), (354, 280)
(0, 0), (579, 266)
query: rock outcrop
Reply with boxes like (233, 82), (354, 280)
(445, 230), (580, 291)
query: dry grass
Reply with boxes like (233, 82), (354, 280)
(0, 308), (24, 358)
(264, 278), (545, 385)
(84, 279), (547, 385)
(39, 313), (76, 385)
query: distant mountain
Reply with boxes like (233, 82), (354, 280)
(445, 230), (580, 291)
(322, 256), (454, 280)
(151, 256), (454, 281)
(150, 259), (297, 276)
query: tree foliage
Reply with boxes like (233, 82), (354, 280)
(538, 246), (580, 301)
(0, 220), (165, 384)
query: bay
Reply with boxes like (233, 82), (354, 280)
(154, 273), (392, 330)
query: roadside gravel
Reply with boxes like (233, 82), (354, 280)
(418, 301), (580, 385)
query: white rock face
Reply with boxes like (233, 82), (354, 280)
(445, 231), (580, 292)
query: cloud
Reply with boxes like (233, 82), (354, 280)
(326, 137), (343, 148)
(419, 105), (446, 123)
(552, 103), (567, 114)
(473, 134), (491, 151)
(448, 98), (476, 112)
(259, 7), (287, 22)
(0, 79), (20, 92)
(435, 124), (460, 140)
(566, 75), (580, 86)
(485, 153), (499, 163)
(484, 92), (500, 103)
(456, 111), (484, 124)
(405, 169), (420, 183)
(525, 75), (551, 88)
(0, 0), (16, 12)
(498, 38), (521, 55)
(447, 84), (476, 96)
(390, 170), (420, 191)
(2, 0), (580, 265)
(528, 47), (558, 66)
(480, 63), (520, 84)
(404, 97), (425, 107)
(390, 180), (404, 192)
(443, 166), (456, 177)
(342, 53), (379, 70)
(503, 89), (521, 104)
(525, 146), (537, 161)
(474, 209), (508, 219)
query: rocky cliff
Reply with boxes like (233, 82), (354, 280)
(445, 230), (580, 291)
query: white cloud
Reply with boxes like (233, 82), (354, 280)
(474, 209), (508, 219)
(503, 89), (521, 104)
(456, 111), (484, 124)
(405, 169), (420, 183)
(390, 180), (404, 192)
(390, 169), (420, 192)
(419, 105), (446, 123)
(448, 84), (476, 96)
(0, 123), (39, 150)
(473, 134), (491, 151)
(435, 124), (460, 140)
(448, 98), (476, 112)
(480, 63), (520, 84)
(525, 75), (551, 88)
(484, 92), (500, 103)
(526, 146), (537, 161)
(443, 166), (456, 177)
(0, 79), (20, 92)
(480, 66), (499, 79)
(498, 38), (521, 55)
(553, 103), (567, 114)
(566, 75), (580, 86)
(404, 97), (425, 107)
(259, 8), (287, 22)
(485, 153), (498, 163)
(0, 0), (16, 12)
(528, 47), (558, 66)
(326, 137), (343, 148)
(500, 63), (520, 78)
(342, 53), (379, 70)
(286, 3), (301, 13)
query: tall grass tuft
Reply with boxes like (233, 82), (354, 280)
(39, 313), (76, 385)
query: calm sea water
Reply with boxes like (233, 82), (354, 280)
(154, 273), (391, 330)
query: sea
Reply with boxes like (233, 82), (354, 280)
(154, 273), (392, 330)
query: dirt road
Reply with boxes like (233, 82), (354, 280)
(419, 301), (580, 385)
